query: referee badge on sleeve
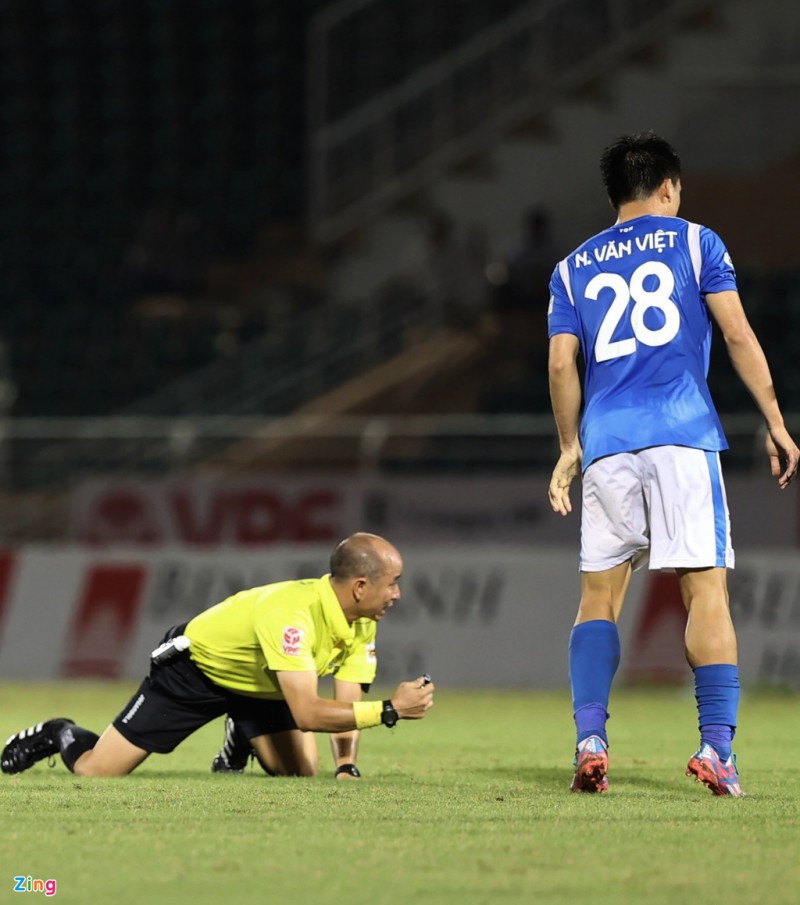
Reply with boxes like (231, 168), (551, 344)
(366, 643), (376, 663)
(282, 626), (303, 656)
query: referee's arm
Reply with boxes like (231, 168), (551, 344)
(331, 679), (362, 779)
(277, 670), (372, 733)
(277, 670), (434, 732)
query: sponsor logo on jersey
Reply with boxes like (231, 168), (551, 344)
(282, 626), (302, 656)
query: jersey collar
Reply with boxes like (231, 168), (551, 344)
(318, 575), (354, 642)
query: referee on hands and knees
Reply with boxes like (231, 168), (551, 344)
(547, 131), (798, 797)
(2, 533), (434, 779)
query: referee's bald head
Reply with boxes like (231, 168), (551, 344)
(330, 533), (400, 584)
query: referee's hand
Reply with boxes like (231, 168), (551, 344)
(390, 677), (435, 720)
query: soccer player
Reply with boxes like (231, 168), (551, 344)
(2, 533), (434, 778)
(547, 132), (798, 796)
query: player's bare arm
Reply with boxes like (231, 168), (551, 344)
(548, 332), (583, 515)
(706, 290), (799, 488)
(277, 670), (434, 733)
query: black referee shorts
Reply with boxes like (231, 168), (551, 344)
(112, 627), (297, 754)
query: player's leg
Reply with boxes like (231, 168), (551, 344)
(679, 566), (739, 759)
(678, 566), (737, 668)
(678, 566), (743, 796)
(572, 561), (632, 729)
(570, 453), (647, 792)
(644, 447), (743, 795)
(576, 560), (633, 623)
(569, 563), (630, 793)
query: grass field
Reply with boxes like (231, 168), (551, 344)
(1, 682), (798, 905)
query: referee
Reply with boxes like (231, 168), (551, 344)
(2, 533), (434, 778)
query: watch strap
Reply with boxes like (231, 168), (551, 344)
(381, 699), (399, 728)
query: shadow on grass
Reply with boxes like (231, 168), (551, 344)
(472, 764), (684, 794)
(461, 765), (570, 790)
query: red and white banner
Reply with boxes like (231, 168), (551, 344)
(69, 475), (798, 548)
(70, 478), (360, 546)
(0, 546), (798, 687)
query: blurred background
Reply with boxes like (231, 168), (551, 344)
(0, 0), (798, 688)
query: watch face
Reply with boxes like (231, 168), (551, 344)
(381, 702), (398, 727)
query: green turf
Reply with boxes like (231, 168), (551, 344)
(1, 682), (798, 905)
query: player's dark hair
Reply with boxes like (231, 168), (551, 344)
(600, 132), (682, 210)
(330, 533), (387, 583)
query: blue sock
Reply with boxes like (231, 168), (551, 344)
(569, 620), (621, 745)
(693, 664), (740, 762)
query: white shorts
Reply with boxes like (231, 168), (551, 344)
(580, 446), (734, 572)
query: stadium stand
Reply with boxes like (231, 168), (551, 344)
(0, 0), (306, 415)
(0, 0), (797, 523)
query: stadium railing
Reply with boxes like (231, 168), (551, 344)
(0, 411), (791, 542)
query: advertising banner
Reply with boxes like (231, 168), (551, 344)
(69, 475), (797, 548)
(1, 546), (798, 687)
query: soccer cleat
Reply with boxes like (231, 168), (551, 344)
(1, 718), (75, 775)
(570, 735), (609, 793)
(211, 717), (252, 773)
(686, 743), (745, 797)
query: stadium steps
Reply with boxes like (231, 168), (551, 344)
(321, 4), (727, 308)
(194, 326), (493, 473)
(329, 0), (799, 310)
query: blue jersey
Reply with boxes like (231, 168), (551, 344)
(548, 215), (738, 470)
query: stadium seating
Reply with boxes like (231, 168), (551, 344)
(0, 0), (797, 430)
(0, 0), (306, 415)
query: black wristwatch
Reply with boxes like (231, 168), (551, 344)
(381, 699), (399, 728)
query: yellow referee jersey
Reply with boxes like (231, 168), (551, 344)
(184, 575), (377, 698)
